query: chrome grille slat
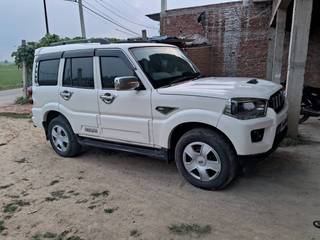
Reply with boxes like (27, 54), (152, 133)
(269, 90), (285, 113)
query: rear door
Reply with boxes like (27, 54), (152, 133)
(96, 49), (152, 146)
(32, 54), (62, 119)
(58, 50), (100, 137)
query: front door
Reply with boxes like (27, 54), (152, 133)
(96, 50), (152, 146)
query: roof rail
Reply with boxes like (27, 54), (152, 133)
(50, 38), (110, 47)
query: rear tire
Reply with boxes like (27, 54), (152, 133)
(175, 128), (238, 190)
(48, 116), (82, 157)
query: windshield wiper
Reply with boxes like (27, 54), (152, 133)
(161, 72), (202, 88)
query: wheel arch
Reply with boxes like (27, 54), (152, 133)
(168, 122), (237, 161)
(42, 110), (71, 140)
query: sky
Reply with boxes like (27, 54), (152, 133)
(0, 0), (238, 61)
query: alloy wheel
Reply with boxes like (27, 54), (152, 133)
(183, 142), (222, 181)
(51, 125), (69, 153)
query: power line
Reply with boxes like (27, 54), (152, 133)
(119, 0), (147, 17)
(95, 0), (158, 30)
(81, 0), (140, 37)
(79, 2), (141, 37)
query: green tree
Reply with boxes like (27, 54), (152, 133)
(11, 34), (122, 85)
(11, 34), (83, 85)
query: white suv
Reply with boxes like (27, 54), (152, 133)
(32, 42), (288, 190)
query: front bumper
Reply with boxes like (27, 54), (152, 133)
(217, 101), (288, 156)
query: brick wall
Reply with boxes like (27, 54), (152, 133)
(161, 1), (272, 79)
(183, 46), (212, 76)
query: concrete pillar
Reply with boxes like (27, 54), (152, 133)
(266, 27), (275, 80)
(161, 0), (167, 16)
(160, 0), (167, 36)
(272, 9), (287, 84)
(286, 0), (313, 138)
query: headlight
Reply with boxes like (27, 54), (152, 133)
(224, 98), (267, 120)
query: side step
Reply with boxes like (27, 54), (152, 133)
(77, 137), (169, 161)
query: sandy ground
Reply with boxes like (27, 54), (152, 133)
(0, 117), (319, 240)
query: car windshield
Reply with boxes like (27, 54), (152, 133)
(130, 46), (201, 88)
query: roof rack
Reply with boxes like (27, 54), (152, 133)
(50, 38), (109, 47)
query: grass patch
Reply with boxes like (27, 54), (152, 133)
(15, 96), (29, 105)
(3, 203), (18, 213)
(104, 207), (118, 214)
(168, 223), (211, 237)
(51, 190), (68, 199)
(0, 112), (31, 119)
(0, 219), (5, 234)
(42, 232), (57, 238)
(31, 231), (83, 240)
(91, 190), (109, 199)
(0, 64), (22, 90)
(45, 190), (71, 202)
(3, 200), (30, 214)
(280, 137), (306, 147)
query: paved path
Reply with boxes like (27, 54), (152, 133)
(0, 88), (23, 107)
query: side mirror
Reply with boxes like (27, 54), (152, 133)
(114, 76), (140, 91)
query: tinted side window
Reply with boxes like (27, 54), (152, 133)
(100, 57), (134, 89)
(63, 57), (94, 89)
(63, 58), (72, 87)
(38, 59), (60, 86)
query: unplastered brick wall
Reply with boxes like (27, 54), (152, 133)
(183, 46), (213, 76)
(161, 1), (272, 79)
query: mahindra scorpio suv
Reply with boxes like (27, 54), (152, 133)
(32, 42), (288, 190)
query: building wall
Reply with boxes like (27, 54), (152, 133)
(281, 25), (320, 88)
(161, 1), (272, 79)
(183, 46), (213, 76)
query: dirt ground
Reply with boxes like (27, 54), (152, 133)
(0, 116), (319, 240)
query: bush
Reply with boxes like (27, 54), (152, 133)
(15, 96), (29, 105)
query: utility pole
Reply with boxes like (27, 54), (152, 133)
(142, 30), (147, 41)
(21, 40), (28, 97)
(78, 0), (86, 38)
(43, 0), (50, 35)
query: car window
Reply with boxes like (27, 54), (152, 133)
(63, 57), (94, 89)
(38, 59), (60, 86)
(63, 58), (72, 87)
(100, 57), (134, 89)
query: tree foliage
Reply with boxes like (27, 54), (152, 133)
(11, 34), (81, 71)
(11, 34), (123, 72)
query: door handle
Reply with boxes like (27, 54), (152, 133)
(60, 90), (73, 101)
(100, 92), (116, 104)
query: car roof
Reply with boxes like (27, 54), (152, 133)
(35, 42), (173, 56)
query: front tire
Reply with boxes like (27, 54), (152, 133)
(48, 116), (81, 157)
(175, 128), (238, 190)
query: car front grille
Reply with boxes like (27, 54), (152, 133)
(269, 89), (285, 113)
